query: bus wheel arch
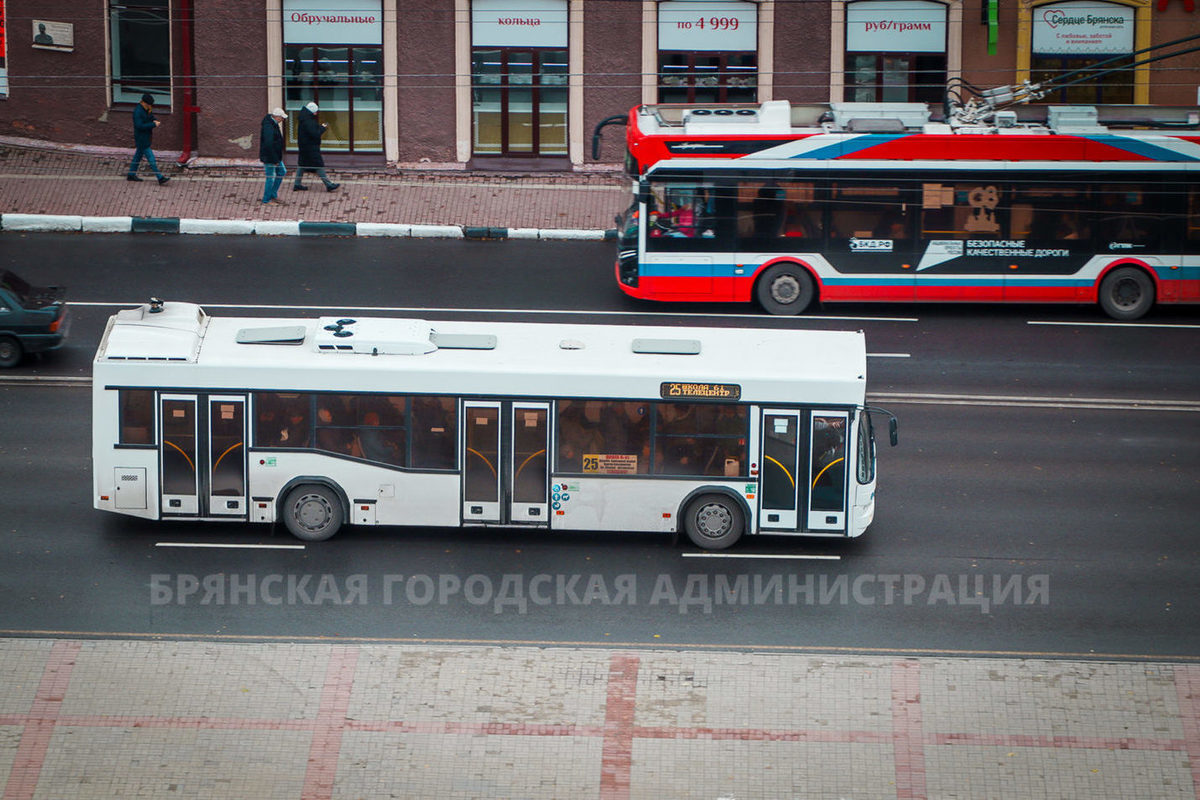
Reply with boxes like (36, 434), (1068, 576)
(279, 478), (349, 542)
(678, 488), (748, 550)
(754, 261), (817, 316)
(1098, 264), (1155, 321)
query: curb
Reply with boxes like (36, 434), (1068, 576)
(1, 212), (616, 241)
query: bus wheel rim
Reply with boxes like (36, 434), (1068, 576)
(1113, 277), (1141, 309)
(771, 276), (800, 304)
(696, 503), (732, 538)
(296, 494), (333, 531)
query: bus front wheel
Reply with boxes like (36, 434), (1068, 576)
(756, 264), (815, 316)
(282, 484), (344, 542)
(683, 493), (744, 550)
(1098, 267), (1154, 321)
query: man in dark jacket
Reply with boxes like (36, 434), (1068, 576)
(259, 107), (288, 205)
(293, 102), (339, 192)
(127, 94), (169, 184)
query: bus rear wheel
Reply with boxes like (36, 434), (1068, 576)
(1098, 267), (1154, 321)
(756, 264), (815, 316)
(683, 493), (744, 550)
(282, 484), (343, 542)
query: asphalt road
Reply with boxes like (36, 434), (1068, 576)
(1, 232), (1198, 658)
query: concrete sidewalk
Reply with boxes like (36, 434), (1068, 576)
(0, 140), (628, 235)
(1, 637), (1197, 799)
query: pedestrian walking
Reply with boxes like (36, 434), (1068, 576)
(293, 102), (339, 192)
(127, 94), (169, 184)
(259, 107), (288, 205)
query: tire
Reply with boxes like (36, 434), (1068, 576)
(1098, 267), (1154, 321)
(755, 263), (815, 316)
(683, 493), (744, 550)
(0, 336), (22, 369)
(282, 484), (344, 542)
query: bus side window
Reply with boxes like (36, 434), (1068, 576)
(259, 392), (312, 448)
(412, 396), (457, 469)
(119, 389), (154, 445)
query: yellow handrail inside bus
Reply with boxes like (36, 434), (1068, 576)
(212, 442), (243, 474)
(163, 440), (195, 474)
(811, 457), (845, 490)
(514, 449), (546, 483)
(466, 447), (497, 478)
(762, 454), (795, 488)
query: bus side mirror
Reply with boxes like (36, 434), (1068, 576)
(888, 417), (898, 447)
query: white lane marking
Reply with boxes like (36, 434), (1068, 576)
(682, 553), (842, 560)
(869, 392), (1200, 412)
(1029, 320), (1200, 330)
(64, 300), (919, 323)
(867, 353), (910, 358)
(155, 542), (305, 550)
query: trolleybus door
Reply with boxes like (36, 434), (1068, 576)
(207, 395), (247, 517)
(807, 410), (849, 532)
(759, 409), (800, 530)
(159, 394), (199, 515)
(462, 401), (502, 523)
(510, 402), (549, 523)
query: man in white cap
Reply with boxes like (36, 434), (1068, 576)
(293, 101), (339, 192)
(259, 107), (288, 204)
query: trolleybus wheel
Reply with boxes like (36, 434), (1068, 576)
(683, 493), (744, 550)
(1098, 266), (1154, 321)
(282, 484), (343, 542)
(756, 263), (815, 316)
(0, 336), (22, 369)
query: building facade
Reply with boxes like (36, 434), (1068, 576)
(0, 0), (1195, 169)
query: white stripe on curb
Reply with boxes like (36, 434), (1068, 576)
(179, 218), (256, 235)
(3, 213), (83, 231)
(81, 216), (133, 233)
(356, 222), (412, 237)
(253, 220), (302, 236)
(408, 224), (464, 239)
(538, 229), (607, 240)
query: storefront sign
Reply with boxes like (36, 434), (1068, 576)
(1032, 1), (1133, 55)
(658, 1), (757, 51)
(283, 0), (382, 45)
(846, 0), (946, 53)
(31, 19), (73, 52)
(472, 0), (567, 48)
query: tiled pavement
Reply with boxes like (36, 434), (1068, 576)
(0, 638), (1198, 799)
(3, 138), (1200, 798)
(0, 140), (628, 231)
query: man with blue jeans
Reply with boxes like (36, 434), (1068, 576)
(127, 94), (169, 185)
(259, 107), (288, 205)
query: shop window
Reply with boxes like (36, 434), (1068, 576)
(1030, 56), (1133, 105)
(471, 48), (568, 157)
(658, 52), (757, 104)
(846, 53), (945, 103)
(285, 45), (383, 153)
(109, 0), (171, 105)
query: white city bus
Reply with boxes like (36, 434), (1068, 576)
(93, 300), (895, 549)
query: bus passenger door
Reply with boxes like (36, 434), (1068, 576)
(759, 410), (800, 530)
(807, 411), (849, 532)
(510, 403), (549, 523)
(462, 401), (502, 523)
(207, 396), (247, 517)
(159, 395), (199, 515)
